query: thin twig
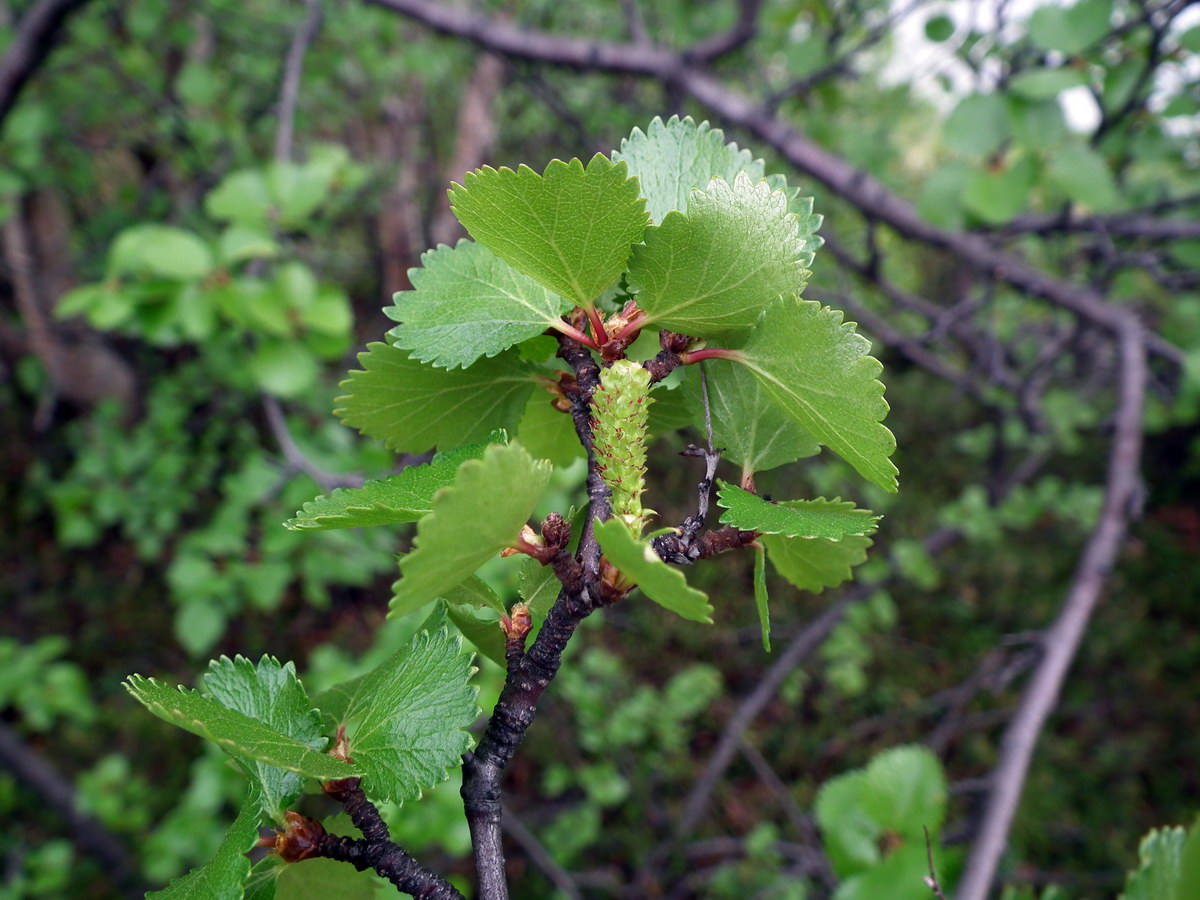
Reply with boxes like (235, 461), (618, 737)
(274, 0), (323, 164)
(501, 804), (584, 900)
(924, 826), (949, 900)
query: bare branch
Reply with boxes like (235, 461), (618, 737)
(274, 0), (324, 164)
(956, 320), (1147, 900)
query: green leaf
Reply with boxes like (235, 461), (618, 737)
(206, 169), (273, 225)
(1121, 826), (1187, 900)
(519, 555), (562, 624)
(218, 225), (278, 266)
(202, 656), (325, 820)
(681, 362), (819, 475)
(109, 224), (213, 281)
(387, 240), (573, 369)
(251, 340), (318, 399)
(944, 93), (1010, 158)
(448, 154), (647, 308)
(963, 155), (1038, 225)
(1028, 0), (1112, 55)
(816, 771), (880, 876)
(274, 858), (384, 899)
(762, 527), (873, 593)
(336, 342), (535, 454)
(924, 15), (955, 42)
(517, 391), (584, 467)
(1008, 68), (1087, 101)
(285, 433), (506, 531)
(716, 485), (881, 539)
(310, 628), (477, 804)
(1046, 145), (1121, 213)
(593, 518), (712, 623)
(612, 115), (769, 223)
(628, 173), (811, 337)
(148, 787), (262, 899)
(833, 843), (942, 900)
(443, 590), (507, 669)
(753, 543), (770, 652)
(124, 675), (358, 781)
(733, 298), (898, 493)
(391, 442), (552, 617)
(859, 745), (947, 837)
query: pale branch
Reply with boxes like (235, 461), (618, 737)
(955, 320), (1148, 900)
(655, 524), (964, 882)
(0, 0), (91, 126)
(262, 396), (359, 493)
(274, 0), (324, 164)
(365, 0), (1184, 371)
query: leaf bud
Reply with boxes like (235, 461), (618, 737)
(500, 602), (532, 641)
(274, 811), (325, 863)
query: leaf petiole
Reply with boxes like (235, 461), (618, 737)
(679, 347), (745, 365)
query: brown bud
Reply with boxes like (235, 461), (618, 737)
(328, 724), (352, 763)
(500, 602), (532, 641)
(275, 811), (325, 862)
(541, 512), (571, 550)
(659, 330), (694, 354)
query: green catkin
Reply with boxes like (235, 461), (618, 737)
(591, 359), (655, 534)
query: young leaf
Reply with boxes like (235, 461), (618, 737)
(680, 362), (819, 475)
(612, 115), (768, 223)
(815, 770), (880, 876)
(517, 392), (585, 467)
(387, 240), (574, 369)
(628, 173), (811, 336)
(733, 298), (898, 493)
(124, 676), (358, 781)
(336, 342), (534, 454)
(716, 485), (881, 539)
(448, 154), (648, 308)
(1121, 825), (1196, 900)
(754, 543), (771, 652)
(443, 603), (506, 669)
(519, 555), (562, 622)
(762, 529), (873, 594)
(284, 432), (506, 531)
(148, 787), (263, 899)
(202, 656), (325, 820)
(593, 518), (713, 623)
(391, 442), (552, 617)
(438, 578), (507, 670)
(859, 745), (948, 838)
(310, 628), (477, 804)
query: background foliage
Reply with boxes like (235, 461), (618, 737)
(1, 0), (1198, 897)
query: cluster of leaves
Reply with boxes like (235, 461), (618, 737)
(56, 147), (360, 397)
(305, 116), (894, 651)
(123, 115), (901, 895)
(125, 611), (477, 897)
(918, 0), (1200, 227)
